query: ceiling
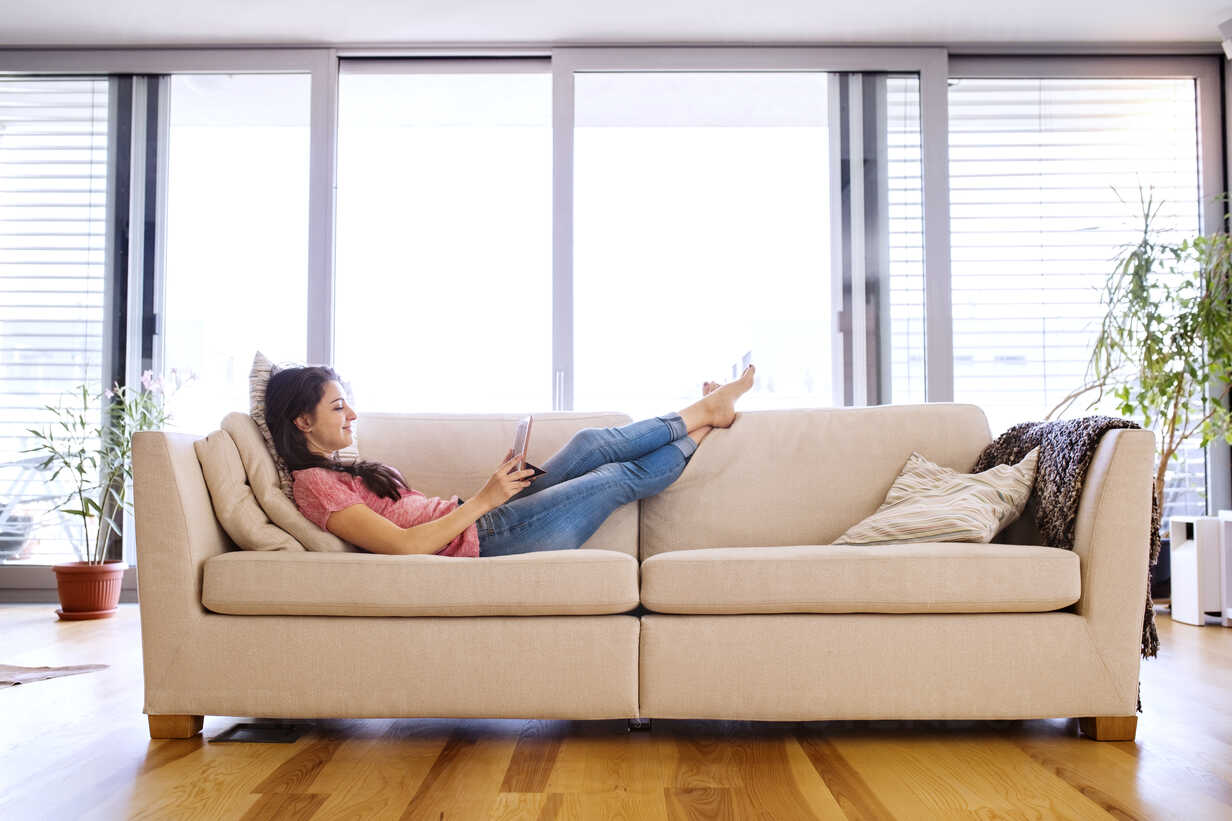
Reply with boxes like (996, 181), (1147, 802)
(0, 0), (1229, 50)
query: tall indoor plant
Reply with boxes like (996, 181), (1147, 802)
(24, 370), (185, 619)
(1051, 191), (1232, 514)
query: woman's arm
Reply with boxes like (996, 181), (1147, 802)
(324, 452), (535, 555)
(325, 501), (490, 556)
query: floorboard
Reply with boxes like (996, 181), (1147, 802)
(1, 603), (1230, 820)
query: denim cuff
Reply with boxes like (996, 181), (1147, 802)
(669, 435), (697, 461)
(658, 412), (689, 441)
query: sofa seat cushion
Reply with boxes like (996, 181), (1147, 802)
(203, 549), (639, 617)
(640, 543), (1080, 614)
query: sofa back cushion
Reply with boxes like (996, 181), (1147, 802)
(356, 411), (639, 558)
(639, 403), (993, 559)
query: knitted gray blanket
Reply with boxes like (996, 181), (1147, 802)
(972, 416), (1161, 667)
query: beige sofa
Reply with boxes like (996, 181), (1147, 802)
(132, 403), (1153, 742)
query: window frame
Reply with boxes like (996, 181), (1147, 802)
(551, 47), (952, 409)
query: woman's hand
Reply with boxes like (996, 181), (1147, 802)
(476, 449), (536, 510)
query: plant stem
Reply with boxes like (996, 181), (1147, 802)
(1046, 382), (1102, 420)
(1157, 373), (1188, 505)
(77, 486), (90, 564)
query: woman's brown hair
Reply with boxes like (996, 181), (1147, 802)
(265, 365), (407, 501)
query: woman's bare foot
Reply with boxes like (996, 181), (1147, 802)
(679, 365), (754, 432)
(703, 365), (755, 428)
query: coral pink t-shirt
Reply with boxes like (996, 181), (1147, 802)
(292, 467), (479, 557)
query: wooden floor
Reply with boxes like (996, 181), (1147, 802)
(1, 605), (1231, 820)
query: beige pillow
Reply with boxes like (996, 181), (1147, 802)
(835, 447), (1039, 545)
(221, 411), (357, 552)
(193, 430), (304, 552)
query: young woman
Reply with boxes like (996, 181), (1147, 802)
(264, 364), (755, 557)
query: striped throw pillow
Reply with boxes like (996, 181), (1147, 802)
(834, 447), (1039, 545)
(249, 350), (296, 503)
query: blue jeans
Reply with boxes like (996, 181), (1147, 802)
(474, 413), (696, 556)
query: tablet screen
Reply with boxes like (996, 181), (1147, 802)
(512, 416), (531, 469)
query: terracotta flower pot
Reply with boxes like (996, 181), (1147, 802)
(52, 560), (125, 620)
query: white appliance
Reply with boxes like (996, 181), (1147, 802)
(1169, 516), (1223, 627)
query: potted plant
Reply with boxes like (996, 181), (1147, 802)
(1051, 191), (1232, 596)
(24, 370), (186, 619)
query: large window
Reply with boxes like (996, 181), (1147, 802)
(333, 62), (553, 414)
(949, 75), (1206, 516)
(0, 77), (108, 565)
(572, 70), (924, 420)
(161, 73), (311, 436)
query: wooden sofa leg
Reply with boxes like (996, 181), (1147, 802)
(1078, 716), (1137, 741)
(148, 714), (204, 739)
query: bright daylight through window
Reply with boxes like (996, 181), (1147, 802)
(161, 73), (311, 438)
(573, 71), (924, 421)
(334, 66), (553, 414)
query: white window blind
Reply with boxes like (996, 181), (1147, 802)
(949, 77), (1205, 518)
(0, 77), (109, 564)
(887, 76), (925, 404)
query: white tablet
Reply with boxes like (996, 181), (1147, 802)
(511, 416), (547, 477)
(512, 416), (532, 470)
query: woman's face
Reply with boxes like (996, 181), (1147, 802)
(295, 379), (358, 457)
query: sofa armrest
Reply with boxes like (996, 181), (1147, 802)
(133, 431), (231, 692)
(1070, 427), (1155, 703)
